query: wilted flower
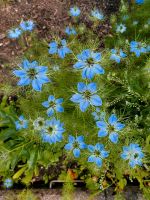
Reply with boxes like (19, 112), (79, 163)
(65, 27), (77, 35)
(3, 178), (13, 188)
(33, 117), (46, 131)
(130, 41), (147, 57)
(91, 9), (104, 20)
(116, 24), (126, 33)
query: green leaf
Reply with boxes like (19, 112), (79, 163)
(13, 166), (27, 179)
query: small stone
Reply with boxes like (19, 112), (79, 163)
(0, 34), (5, 40)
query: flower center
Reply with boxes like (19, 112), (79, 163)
(49, 102), (56, 107)
(38, 120), (44, 126)
(95, 150), (100, 157)
(108, 125), (115, 132)
(87, 58), (94, 65)
(84, 91), (91, 99)
(134, 153), (139, 159)
(27, 68), (37, 79)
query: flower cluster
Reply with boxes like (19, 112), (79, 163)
(8, 20), (35, 39)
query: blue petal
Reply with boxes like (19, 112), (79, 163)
(98, 130), (108, 137)
(32, 79), (42, 91)
(88, 145), (95, 152)
(73, 148), (80, 158)
(65, 143), (73, 150)
(95, 143), (104, 151)
(47, 107), (54, 117)
(87, 82), (97, 93)
(42, 101), (49, 108)
(101, 150), (109, 158)
(79, 99), (89, 112)
(83, 67), (95, 79)
(91, 52), (101, 62)
(68, 135), (75, 143)
(55, 104), (64, 112)
(88, 155), (96, 162)
(109, 132), (118, 144)
(76, 135), (84, 143)
(55, 98), (63, 104)
(93, 64), (105, 74)
(48, 95), (55, 102)
(36, 66), (48, 73)
(73, 61), (85, 69)
(115, 122), (125, 131)
(90, 94), (102, 106)
(81, 49), (91, 60)
(95, 157), (102, 167)
(77, 82), (86, 93)
(70, 94), (83, 103)
(13, 70), (27, 77)
(79, 142), (87, 149)
(96, 121), (107, 129)
(108, 114), (118, 125)
(17, 77), (31, 86)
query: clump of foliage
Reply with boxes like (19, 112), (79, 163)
(0, 0), (150, 199)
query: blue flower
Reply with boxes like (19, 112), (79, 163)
(70, 7), (81, 17)
(13, 59), (50, 91)
(41, 118), (65, 144)
(73, 49), (105, 79)
(20, 20), (35, 31)
(135, 0), (144, 5)
(130, 41), (147, 57)
(15, 115), (28, 130)
(42, 95), (64, 117)
(48, 39), (72, 59)
(88, 143), (109, 167)
(3, 178), (13, 188)
(65, 27), (77, 35)
(116, 24), (126, 33)
(65, 135), (87, 158)
(92, 108), (106, 121)
(110, 49), (127, 63)
(33, 117), (46, 131)
(8, 28), (22, 39)
(70, 82), (102, 112)
(91, 9), (104, 20)
(96, 114), (125, 144)
(121, 143), (144, 168)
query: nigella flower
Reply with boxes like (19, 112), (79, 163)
(135, 0), (144, 5)
(110, 49), (127, 63)
(8, 28), (22, 39)
(15, 115), (28, 130)
(70, 6), (81, 17)
(133, 21), (138, 26)
(130, 41), (147, 57)
(65, 27), (77, 35)
(121, 143), (144, 168)
(65, 135), (87, 158)
(3, 178), (13, 188)
(13, 59), (50, 91)
(91, 9), (104, 20)
(42, 95), (64, 117)
(41, 118), (65, 144)
(48, 39), (72, 59)
(92, 108), (105, 121)
(20, 20), (35, 31)
(96, 114), (125, 144)
(52, 65), (60, 71)
(116, 24), (126, 33)
(73, 49), (105, 79)
(70, 82), (102, 112)
(33, 117), (46, 131)
(88, 143), (109, 167)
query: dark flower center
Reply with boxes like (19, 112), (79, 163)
(95, 150), (100, 157)
(27, 68), (37, 79)
(108, 125), (115, 132)
(74, 141), (79, 148)
(134, 153), (139, 159)
(38, 121), (44, 126)
(84, 91), (91, 99)
(87, 58), (94, 65)
(49, 102), (56, 107)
